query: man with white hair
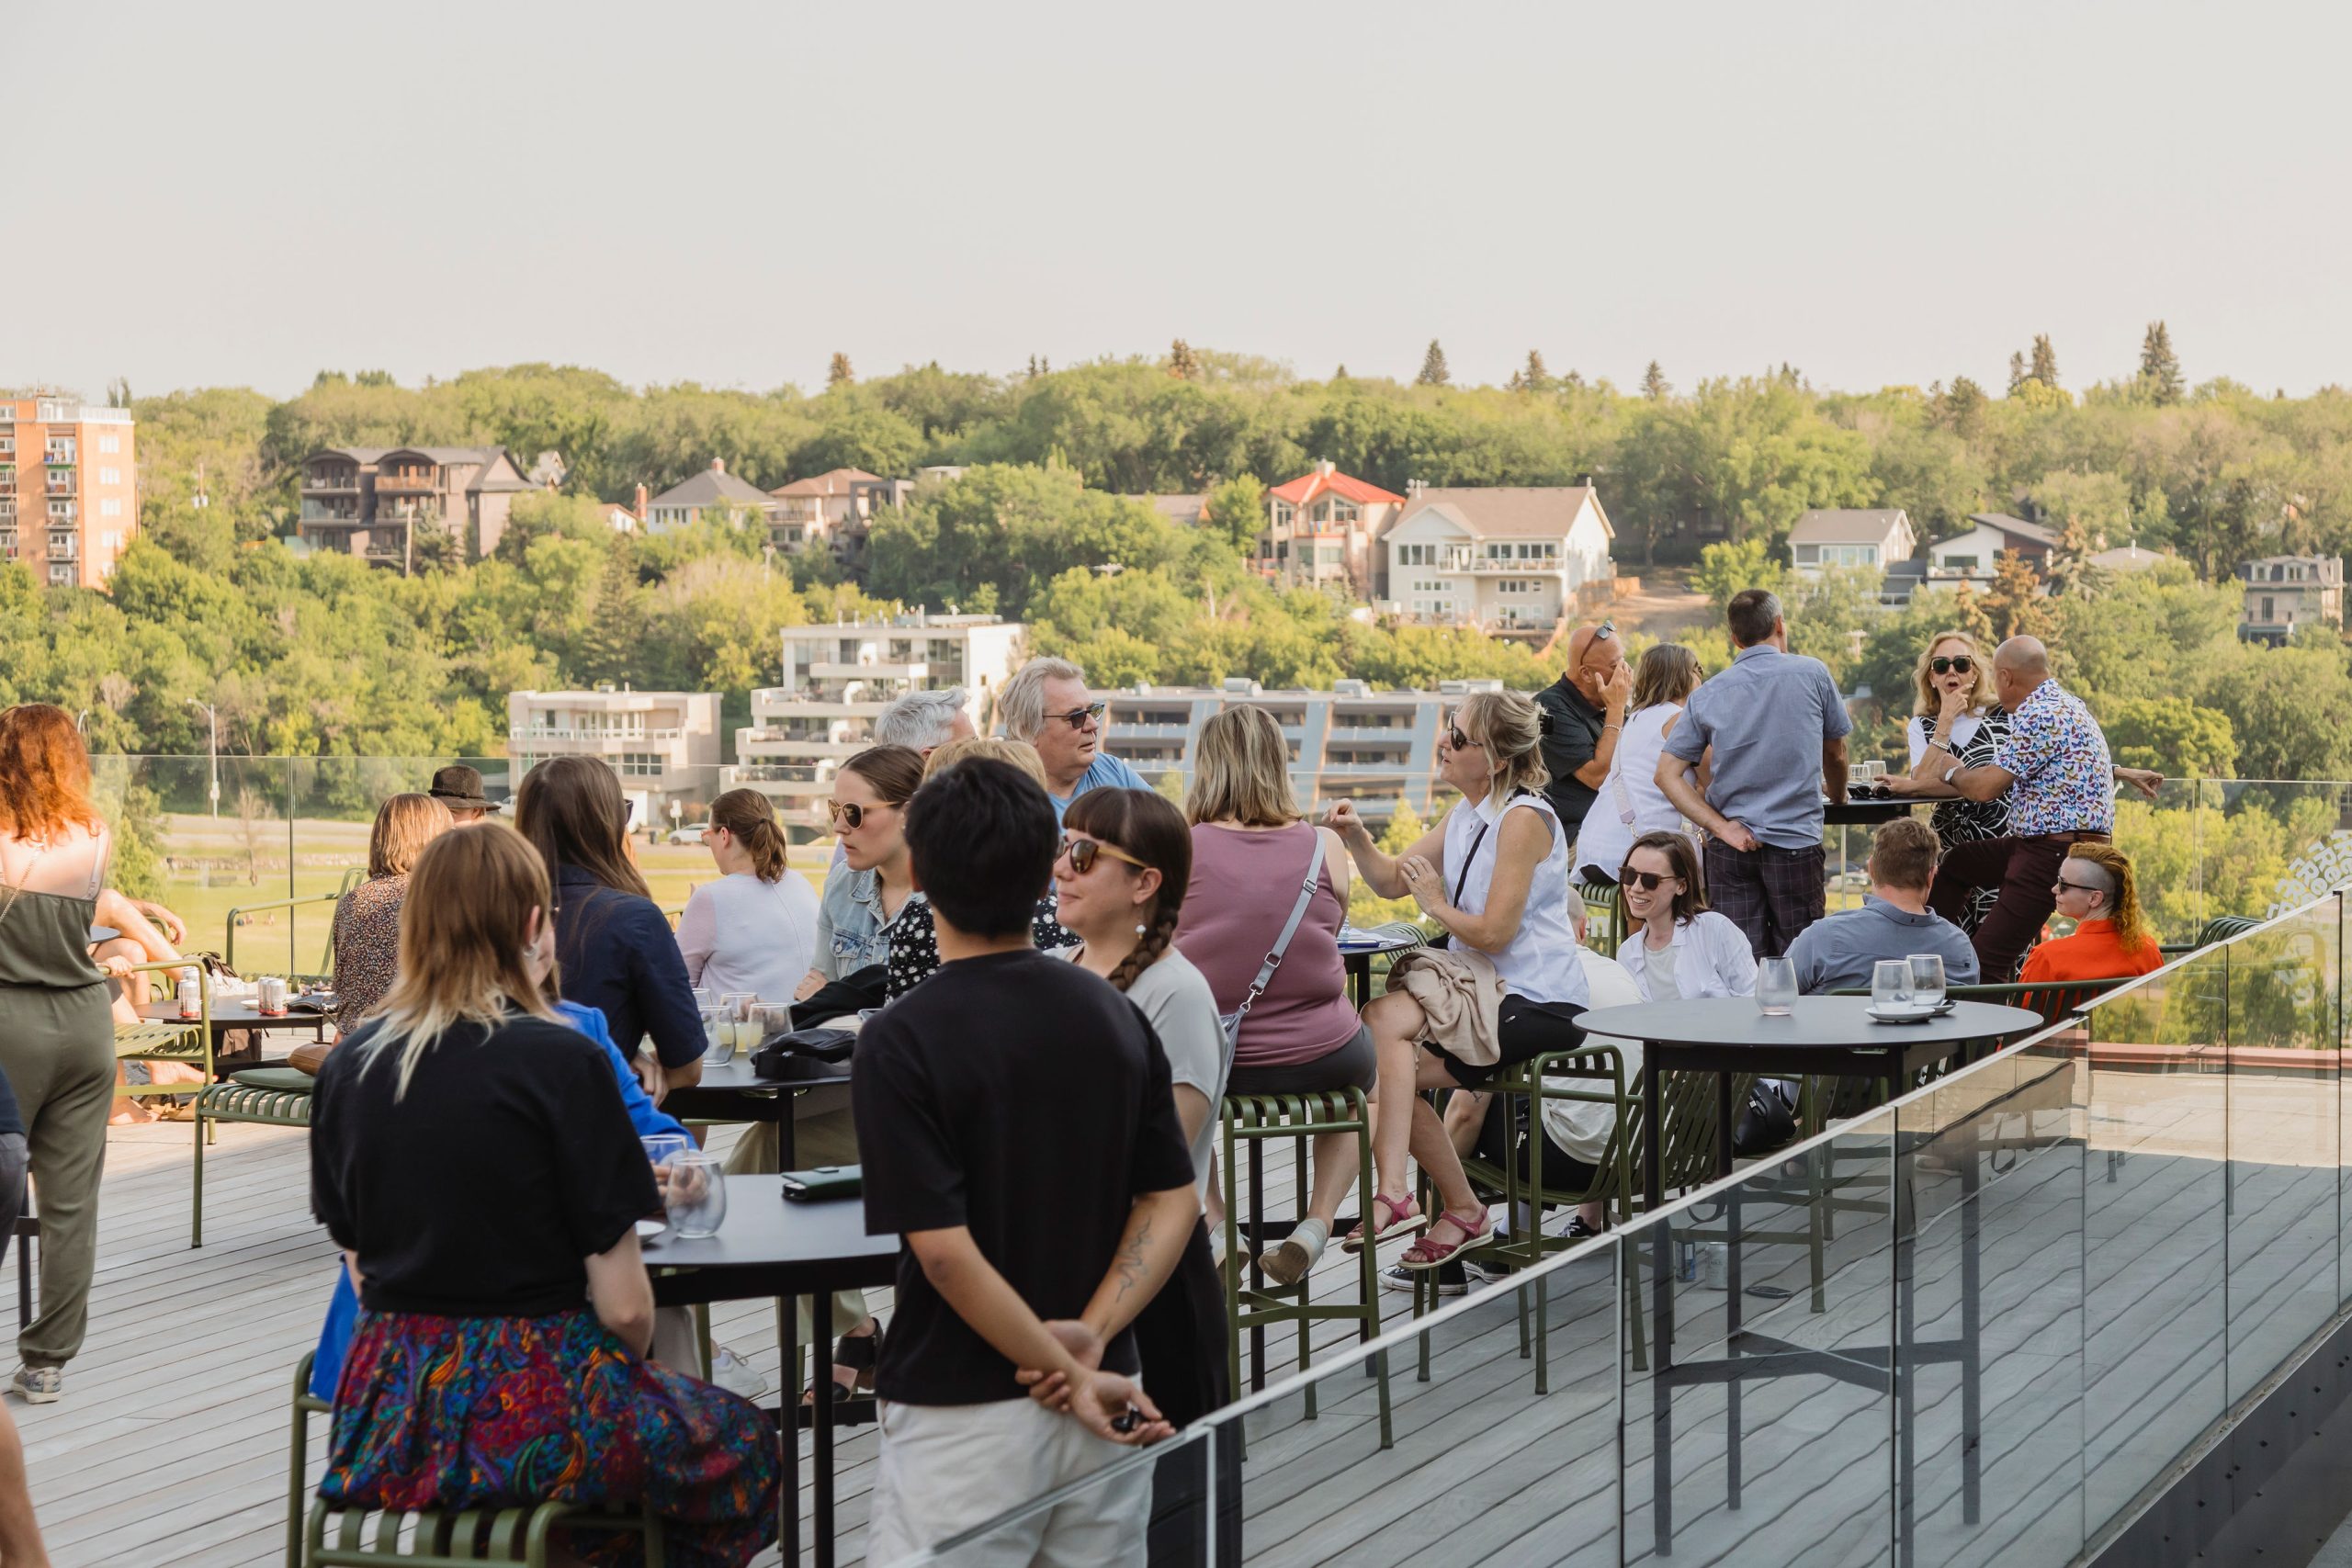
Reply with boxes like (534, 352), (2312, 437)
(874, 687), (977, 755)
(998, 657), (1148, 822)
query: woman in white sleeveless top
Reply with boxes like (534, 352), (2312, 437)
(1328, 690), (1590, 1273)
(1576, 644), (1703, 883)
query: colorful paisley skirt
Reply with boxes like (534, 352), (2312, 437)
(322, 1307), (778, 1568)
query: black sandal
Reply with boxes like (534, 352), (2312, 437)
(803, 1323), (882, 1405)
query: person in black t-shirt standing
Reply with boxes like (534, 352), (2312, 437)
(1532, 619), (1633, 852)
(855, 759), (1203, 1566)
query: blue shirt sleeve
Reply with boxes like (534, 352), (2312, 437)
(622, 899), (708, 1070)
(1817, 664), (1854, 739)
(555, 1001), (689, 1142)
(1784, 923), (1826, 995)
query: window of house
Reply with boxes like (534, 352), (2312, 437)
(1272, 501), (1295, 529)
(98, 435), (120, 455)
(1793, 544), (1820, 564)
(2262, 597), (2275, 620)
(1941, 554), (1978, 571)
(100, 532), (121, 548)
(99, 468), (120, 485)
(99, 498), (121, 517)
(618, 752), (665, 776)
(1333, 501), (1359, 525)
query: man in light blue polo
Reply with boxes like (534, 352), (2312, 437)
(999, 657), (1149, 823)
(1655, 588), (1851, 956)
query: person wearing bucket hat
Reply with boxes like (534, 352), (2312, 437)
(426, 765), (498, 824)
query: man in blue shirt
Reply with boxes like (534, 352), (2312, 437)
(1786, 818), (1979, 994)
(1000, 657), (1151, 822)
(1657, 589), (1851, 957)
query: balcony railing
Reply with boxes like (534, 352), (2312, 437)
(374, 471), (438, 493)
(302, 475), (362, 494)
(514, 727), (686, 742)
(44, 479), (72, 497)
(47, 536), (78, 559)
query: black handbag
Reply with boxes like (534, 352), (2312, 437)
(750, 1027), (857, 1081)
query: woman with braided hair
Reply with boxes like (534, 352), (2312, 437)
(1054, 787), (1227, 1193)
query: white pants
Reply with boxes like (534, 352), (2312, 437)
(865, 1396), (1153, 1567)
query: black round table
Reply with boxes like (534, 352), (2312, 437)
(1340, 934), (1421, 1007)
(1822, 795), (1918, 828)
(648, 1185), (898, 1568)
(1577, 996), (2044, 1204)
(135, 998), (334, 1054)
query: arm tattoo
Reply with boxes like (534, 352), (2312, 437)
(1113, 1215), (1152, 1304)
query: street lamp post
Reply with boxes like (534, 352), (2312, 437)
(186, 698), (219, 819)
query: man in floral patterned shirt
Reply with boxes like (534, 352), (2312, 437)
(1921, 636), (2118, 980)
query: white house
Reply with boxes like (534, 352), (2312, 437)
(1383, 486), (1616, 633)
(1787, 509), (1917, 577)
(643, 459), (778, 534)
(1925, 513), (2054, 584)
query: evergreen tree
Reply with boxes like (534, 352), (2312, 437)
(827, 352), (854, 388)
(579, 542), (648, 682)
(1935, 376), (1990, 442)
(1333, 364), (1350, 380)
(1562, 369), (1586, 390)
(2030, 333), (2060, 388)
(1642, 360), (1668, 400)
(1415, 340), (1451, 387)
(1510, 349), (1550, 393)
(1168, 339), (1201, 380)
(2139, 321), (2184, 406)
(1983, 550), (2054, 641)
(2007, 351), (2028, 395)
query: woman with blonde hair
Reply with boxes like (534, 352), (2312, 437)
(1575, 643), (1704, 883)
(674, 787), (819, 1003)
(331, 793), (455, 1028)
(1329, 689), (1590, 1272)
(311, 824), (776, 1564)
(1175, 704), (1363, 1284)
(2021, 842), (2164, 981)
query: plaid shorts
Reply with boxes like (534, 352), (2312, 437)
(1702, 840), (1826, 959)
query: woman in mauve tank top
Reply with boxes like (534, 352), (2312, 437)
(1173, 707), (1375, 1289)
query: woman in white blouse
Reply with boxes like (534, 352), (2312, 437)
(1614, 830), (1757, 1002)
(674, 789), (820, 1002)
(1575, 645), (1703, 884)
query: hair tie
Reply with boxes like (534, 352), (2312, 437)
(1537, 710), (1555, 739)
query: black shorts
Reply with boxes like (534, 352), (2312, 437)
(1424, 996), (1588, 1090)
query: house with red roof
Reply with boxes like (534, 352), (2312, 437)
(1261, 461), (1409, 597)
(769, 467), (913, 573)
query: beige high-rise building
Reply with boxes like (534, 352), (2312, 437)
(1, 396), (136, 589)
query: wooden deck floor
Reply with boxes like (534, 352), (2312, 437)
(12, 1058), (2337, 1566)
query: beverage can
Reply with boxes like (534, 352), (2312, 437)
(258, 976), (288, 1016)
(176, 977), (202, 1020)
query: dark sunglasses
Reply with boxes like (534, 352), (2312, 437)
(1618, 867), (1673, 893)
(1930, 656), (1973, 675)
(829, 799), (893, 830)
(1048, 702), (1108, 729)
(1057, 835), (1146, 875)
(1443, 715), (1487, 752)
(2054, 877), (2104, 896)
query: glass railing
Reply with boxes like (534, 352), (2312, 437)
(79, 760), (2352, 965)
(916, 894), (2346, 1566)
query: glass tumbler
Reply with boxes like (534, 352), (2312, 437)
(1756, 956), (1797, 1017)
(668, 1151), (728, 1239)
(1907, 953), (1947, 1010)
(1871, 959), (1916, 1012)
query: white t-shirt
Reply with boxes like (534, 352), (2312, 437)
(1055, 944), (1229, 1194)
(1905, 711), (1987, 768)
(674, 871), (821, 1004)
(1541, 949), (1646, 1164)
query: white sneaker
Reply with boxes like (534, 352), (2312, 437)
(9, 1366), (59, 1404)
(708, 1345), (767, 1401)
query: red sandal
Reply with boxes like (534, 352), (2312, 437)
(1340, 1192), (1429, 1255)
(1399, 1204), (1493, 1271)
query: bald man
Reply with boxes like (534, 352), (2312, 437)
(1534, 619), (1634, 842)
(1917, 636), (2119, 981)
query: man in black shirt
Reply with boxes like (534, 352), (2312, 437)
(1532, 619), (1634, 847)
(855, 758), (1202, 1565)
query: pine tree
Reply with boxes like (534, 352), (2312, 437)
(1983, 550), (2053, 641)
(827, 352), (854, 388)
(2030, 333), (2060, 389)
(579, 542), (647, 682)
(2007, 351), (2028, 396)
(1333, 364), (1350, 381)
(1641, 360), (1668, 400)
(1514, 349), (1550, 393)
(1168, 338), (1201, 380)
(2139, 321), (2184, 406)
(1415, 340), (1451, 387)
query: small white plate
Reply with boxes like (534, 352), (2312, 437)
(1867, 1004), (1937, 1024)
(635, 1217), (668, 1239)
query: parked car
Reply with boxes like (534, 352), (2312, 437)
(667, 824), (709, 845)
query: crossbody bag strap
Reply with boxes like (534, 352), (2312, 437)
(1230, 832), (1328, 1030)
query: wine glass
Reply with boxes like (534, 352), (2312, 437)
(1871, 959), (1916, 1013)
(1908, 953), (1947, 1010)
(1756, 957), (1797, 1017)
(668, 1151), (728, 1238)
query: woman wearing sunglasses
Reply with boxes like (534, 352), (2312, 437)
(1616, 831), (1756, 1003)
(1883, 633), (2009, 932)
(796, 745), (927, 1004)
(1329, 690), (1590, 1272)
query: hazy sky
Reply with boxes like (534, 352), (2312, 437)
(16, 1), (2349, 401)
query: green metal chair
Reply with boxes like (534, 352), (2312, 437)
(194, 1067), (318, 1247)
(1218, 1089), (1392, 1449)
(2159, 913), (2265, 959)
(228, 868), (365, 986)
(292, 1350), (667, 1568)
(1571, 880), (1627, 953)
(114, 959), (213, 1113)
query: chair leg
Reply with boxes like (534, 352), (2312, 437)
(1221, 1113), (1243, 1428)
(287, 1362), (311, 1568)
(191, 1102), (206, 1249)
(1351, 1094), (1391, 1450)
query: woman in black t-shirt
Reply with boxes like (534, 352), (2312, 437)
(309, 824), (776, 1568)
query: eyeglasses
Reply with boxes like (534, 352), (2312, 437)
(1057, 835), (1147, 875)
(828, 799), (895, 830)
(1930, 656), (1974, 675)
(1047, 703), (1108, 730)
(1618, 868), (1673, 892)
(1444, 723), (1487, 753)
(2054, 877), (2104, 896)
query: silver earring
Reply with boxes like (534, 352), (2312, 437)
(1135, 922), (1148, 937)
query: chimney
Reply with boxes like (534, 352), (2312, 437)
(710, 457), (726, 474)
(1317, 459), (1336, 477)
(1406, 478), (1426, 499)
(633, 482), (648, 519)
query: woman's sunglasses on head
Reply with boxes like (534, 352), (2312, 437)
(1057, 835), (1145, 874)
(1930, 656), (1973, 675)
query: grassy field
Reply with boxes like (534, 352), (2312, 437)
(141, 813), (840, 968)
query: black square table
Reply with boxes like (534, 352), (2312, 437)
(647, 1185), (899, 1568)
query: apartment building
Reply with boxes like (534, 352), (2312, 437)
(1384, 485), (1616, 633)
(2237, 555), (2346, 646)
(507, 686), (722, 825)
(299, 446), (538, 566)
(726, 614), (1027, 832)
(1258, 463), (1408, 596)
(1, 397), (136, 589)
(1103, 677), (1505, 824)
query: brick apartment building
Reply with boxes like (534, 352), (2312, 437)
(0, 396), (136, 588)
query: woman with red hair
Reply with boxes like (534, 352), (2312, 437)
(0, 703), (120, 1409)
